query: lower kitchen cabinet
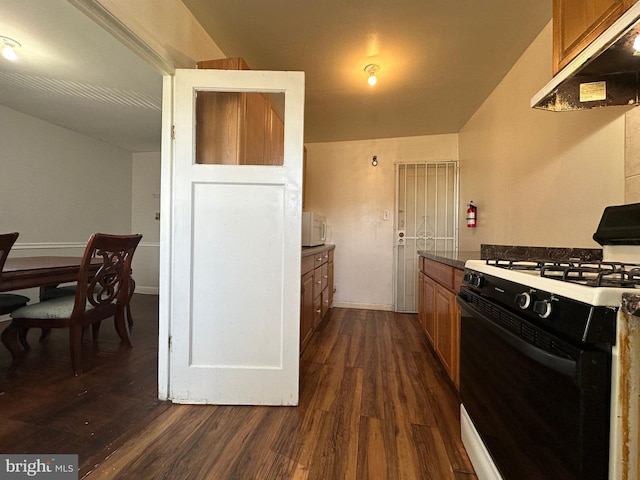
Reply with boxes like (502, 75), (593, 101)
(300, 269), (314, 349)
(419, 257), (462, 389)
(301, 245), (335, 351)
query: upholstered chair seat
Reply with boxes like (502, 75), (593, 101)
(0, 293), (29, 315)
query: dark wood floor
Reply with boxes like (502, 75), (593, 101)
(0, 298), (476, 479)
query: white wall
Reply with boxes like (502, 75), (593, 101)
(305, 135), (458, 310)
(0, 104), (134, 301)
(458, 22), (626, 250)
(131, 152), (161, 294)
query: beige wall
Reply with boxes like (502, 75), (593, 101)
(458, 21), (626, 250)
(305, 135), (458, 310)
(626, 107), (640, 203)
(96, 0), (224, 68)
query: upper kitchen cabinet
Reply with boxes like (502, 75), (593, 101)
(553, 0), (637, 74)
(195, 58), (285, 165)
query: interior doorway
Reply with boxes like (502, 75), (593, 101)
(393, 161), (458, 312)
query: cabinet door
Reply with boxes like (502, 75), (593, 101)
(435, 284), (456, 381)
(301, 270), (314, 350)
(195, 92), (242, 165)
(313, 293), (322, 328)
(553, 0), (636, 73)
(266, 105), (284, 166)
(418, 272), (425, 327)
(423, 274), (436, 345)
(313, 264), (323, 298)
(241, 92), (268, 165)
(321, 286), (330, 319)
(327, 257), (334, 308)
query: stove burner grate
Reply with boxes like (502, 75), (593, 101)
(486, 259), (640, 288)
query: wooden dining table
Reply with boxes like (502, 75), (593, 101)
(1, 256), (135, 341)
(0, 256), (100, 293)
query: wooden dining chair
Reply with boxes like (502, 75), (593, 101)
(1, 233), (142, 375)
(0, 232), (30, 316)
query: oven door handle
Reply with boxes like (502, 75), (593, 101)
(458, 297), (577, 378)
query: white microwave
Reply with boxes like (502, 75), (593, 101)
(301, 212), (326, 247)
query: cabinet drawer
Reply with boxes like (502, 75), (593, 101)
(423, 258), (454, 290)
(321, 286), (330, 318)
(315, 252), (327, 266)
(320, 263), (328, 291)
(313, 267), (324, 297)
(301, 255), (315, 275)
(313, 294), (322, 328)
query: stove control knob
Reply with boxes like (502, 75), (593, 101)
(515, 292), (531, 309)
(471, 274), (484, 288)
(533, 300), (552, 319)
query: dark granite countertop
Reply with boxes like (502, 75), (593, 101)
(418, 250), (481, 270)
(418, 244), (603, 270)
(302, 244), (335, 257)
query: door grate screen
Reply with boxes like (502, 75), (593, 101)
(394, 161), (458, 312)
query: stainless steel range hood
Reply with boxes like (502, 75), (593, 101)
(532, 3), (640, 111)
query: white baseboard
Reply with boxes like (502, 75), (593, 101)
(460, 405), (503, 480)
(332, 301), (394, 311)
(135, 286), (159, 295)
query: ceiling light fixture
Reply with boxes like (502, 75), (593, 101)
(365, 64), (379, 86)
(0, 36), (21, 61)
(634, 34), (640, 52)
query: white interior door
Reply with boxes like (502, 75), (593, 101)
(165, 68), (305, 405)
(394, 162), (458, 312)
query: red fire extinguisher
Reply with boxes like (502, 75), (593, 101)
(467, 201), (477, 228)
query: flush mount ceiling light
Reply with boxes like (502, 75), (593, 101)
(634, 34), (640, 54)
(364, 64), (379, 86)
(0, 36), (21, 61)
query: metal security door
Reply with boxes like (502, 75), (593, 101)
(394, 162), (458, 312)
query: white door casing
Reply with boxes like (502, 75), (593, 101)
(162, 68), (305, 405)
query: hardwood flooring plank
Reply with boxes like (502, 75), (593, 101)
(356, 416), (388, 479)
(1, 304), (477, 480)
(412, 423), (457, 479)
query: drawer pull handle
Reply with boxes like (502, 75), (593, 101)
(316, 309), (321, 313)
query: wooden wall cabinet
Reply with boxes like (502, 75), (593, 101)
(300, 245), (334, 351)
(418, 257), (463, 389)
(195, 58), (284, 166)
(553, 0), (637, 74)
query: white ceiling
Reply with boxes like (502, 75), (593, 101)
(0, 0), (551, 151)
(0, 0), (163, 152)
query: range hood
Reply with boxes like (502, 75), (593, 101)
(532, 3), (640, 111)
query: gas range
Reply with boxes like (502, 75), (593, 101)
(464, 258), (638, 307)
(459, 202), (640, 480)
(461, 259), (623, 346)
